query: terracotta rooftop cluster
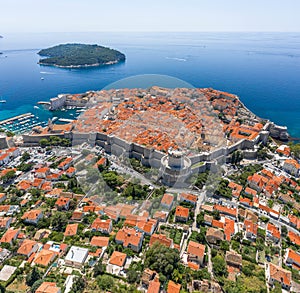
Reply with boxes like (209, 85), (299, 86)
(67, 87), (248, 152)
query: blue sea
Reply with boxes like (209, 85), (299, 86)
(0, 32), (300, 137)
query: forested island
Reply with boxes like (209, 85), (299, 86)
(38, 43), (125, 68)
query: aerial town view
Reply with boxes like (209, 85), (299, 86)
(0, 1), (300, 293)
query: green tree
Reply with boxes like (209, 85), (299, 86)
(212, 255), (228, 278)
(51, 212), (68, 232)
(26, 267), (42, 287)
(70, 276), (86, 293)
(0, 284), (4, 293)
(97, 275), (115, 291)
(144, 242), (180, 279)
(31, 279), (43, 292)
(93, 261), (105, 277)
(1, 170), (16, 183)
(39, 138), (49, 147)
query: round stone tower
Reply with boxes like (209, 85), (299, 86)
(159, 149), (191, 187)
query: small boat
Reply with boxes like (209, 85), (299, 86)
(34, 106), (39, 109)
(41, 77), (44, 80)
(0, 100), (6, 103)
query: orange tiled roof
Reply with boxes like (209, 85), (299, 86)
(147, 278), (160, 293)
(21, 209), (42, 221)
(115, 227), (143, 248)
(0, 217), (11, 228)
(224, 218), (235, 241)
(267, 223), (281, 239)
(288, 231), (300, 246)
(64, 223), (78, 237)
(214, 205), (237, 217)
(90, 236), (109, 247)
(180, 192), (197, 203)
(36, 282), (60, 293)
(33, 249), (56, 267)
(109, 251), (126, 267)
(91, 218), (111, 232)
(269, 263), (291, 286)
(150, 234), (172, 248)
(187, 241), (205, 258)
(17, 239), (37, 256)
(0, 228), (19, 243)
(161, 193), (174, 206)
(175, 206), (189, 219)
(167, 280), (181, 293)
(244, 187), (257, 197)
(55, 197), (70, 207)
(244, 219), (257, 236)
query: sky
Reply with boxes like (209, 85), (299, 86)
(1, 0), (300, 33)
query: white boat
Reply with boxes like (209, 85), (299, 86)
(52, 117), (58, 122)
(0, 100), (6, 103)
(34, 106), (39, 109)
(41, 77), (44, 80)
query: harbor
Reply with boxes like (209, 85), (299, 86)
(0, 112), (48, 134)
(0, 105), (82, 135)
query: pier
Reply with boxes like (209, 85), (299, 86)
(0, 113), (33, 125)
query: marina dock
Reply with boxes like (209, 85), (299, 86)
(0, 113), (33, 125)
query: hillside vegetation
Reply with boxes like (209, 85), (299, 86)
(38, 43), (125, 67)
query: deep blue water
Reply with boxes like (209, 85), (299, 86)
(0, 32), (300, 137)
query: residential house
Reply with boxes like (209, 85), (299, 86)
(179, 193), (197, 206)
(65, 246), (88, 268)
(107, 251), (127, 276)
(142, 268), (157, 287)
(228, 182), (243, 198)
(288, 231), (300, 246)
(36, 282), (61, 293)
(33, 249), (57, 267)
(65, 167), (76, 177)
(266, 223), (281, 244)
(149, 234), (173, 248)
(247, 173), (268, 192)
(35, 167), (50, 179)
(167, 281), (181, 293)
(283, 159), (300, 177)
(0, 228), (19, 245)
(71, 211), (84, 222)
(206, 227), (224, 246)
(225, 250), (242, 270)
(124, 215), (157, 236)
(34, 229), (51, 241)
(160, 193), (174, 210)
(214, 205), (237, 219)
(21, 209), (43, 225)
(58, 157), (73, 170)
(55, 197), (71, 210)
(0, 193), (7, 203)
(244, 219), (257, 241)
(115, 227), (144, 252)
(244, 187), (257, 198)
(91, 218), (112, 234)
(90, 236), (109, 247)
(187, 241), (205, 268)
(267, 263), (291, 291)
(175, 206), (189, 222)
(147, 278), (160, 293)
(64, 224), (78, 237)
(17, 239), (39, 258)
(285, 249), (300, 271)
(0, 217), (12, 230)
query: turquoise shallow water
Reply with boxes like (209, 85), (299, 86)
(0, 32), (300, 137)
